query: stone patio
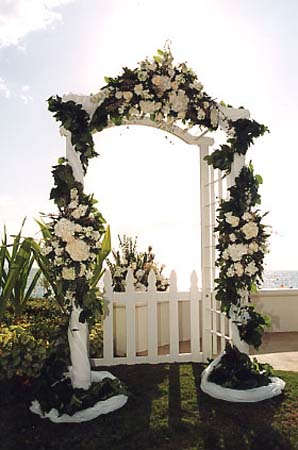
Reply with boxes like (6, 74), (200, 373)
(250, 332), (298, 372)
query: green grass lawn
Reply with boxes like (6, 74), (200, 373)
(0, 363), (297, 450)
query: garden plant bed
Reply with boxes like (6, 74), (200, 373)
(0, 363), (297, 450)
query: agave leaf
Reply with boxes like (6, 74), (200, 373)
(0, 237), (32, 318)
(35, 218), (52, 239)
(90, 225), (111, 288)
(24, 267), (41, 303)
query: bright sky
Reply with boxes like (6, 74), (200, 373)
(1, 0), (298, 287)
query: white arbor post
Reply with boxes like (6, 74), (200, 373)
(65, 132), (91, 389)
(199, 137), (215, 361)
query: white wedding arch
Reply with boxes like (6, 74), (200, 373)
(31, 49), (284, 420)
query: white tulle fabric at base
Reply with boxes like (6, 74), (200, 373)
(200, 353), (286, 403)
(30, 371), (128, 423)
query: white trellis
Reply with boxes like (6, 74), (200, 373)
(63, 96), (250, 363)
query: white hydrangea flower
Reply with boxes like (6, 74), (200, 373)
(242, 212), (253, 221)
(175, 74), (184, 83)
(225, 212), (240, 227)
(79, 263), (86, 277)
(69, 200), (78, 209)
(41, 246), (52, 256)
(134, 84), (143, 96)
(168, 89), (189, 113)
(230, 233), (237, 242)
(129, 106), (139, 116)
(114, 268), (123, 277)
(54, 218), (78, 242)
(54, 246), (63, 256)
(226, 266), (235, 277)
(66, 239), (90, 261)
(54, 257), (64, 266)
(241, 222), (259, 240)
(210, 108), (219, 127)
(140, 100), (161, 114)
(171, 81), (179, 91)
(222, 249), (230, 260)
(71, 204), (88, 219)
(115, 91), (123, 99)
(65, 289), (75, 301)
(197, 108), (206, 120)
(248, 242), (259, 253)
(148, 62), (157, 71)
(131, 262), (137, 270)
(234, 262), (244, 276)
(135, 269), (145, 280)
(152, 75), (172, 93)
(123, 91), (133, 102)
(245, 261), (259, 276)
(86, 270), (93, 280)
(190, 80), (203, 91)
(90, 87), (112, 104)
(70, 188), (78, 200)
(92, 231), (101, 241)
(228, 243), (248, 261)
(62, 267), (76, 281)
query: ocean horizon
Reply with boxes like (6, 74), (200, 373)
(28, 269), (298, 298)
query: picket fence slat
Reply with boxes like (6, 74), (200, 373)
(92, 263), (233, 367)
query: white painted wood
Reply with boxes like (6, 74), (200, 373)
(190, 271), (201, 362)
(147, 270), (158, 362)
(200, 142), (213, 360)
(169, 271), (179, 362)
(66, 135), (84, 185)
(103, 270), (114, 365)
(125, 269), (136, 364)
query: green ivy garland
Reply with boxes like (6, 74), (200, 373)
(214, 164), (270, 348)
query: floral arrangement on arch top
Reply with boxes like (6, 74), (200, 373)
(107, 235), (169, 292)
(48, 45), (268, 176)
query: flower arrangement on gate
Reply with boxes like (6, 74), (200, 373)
(107, 235), (169, 292)
(214, 163), (271, 349)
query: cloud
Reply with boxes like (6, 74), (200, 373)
(0, 0), (75, 48)
(0, 77), (10, 98)
(19, 84), (33, 104)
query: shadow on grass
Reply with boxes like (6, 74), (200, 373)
(168, 363), (182, 429)
(192, 364), (293, 450)
(0, 364), (169, 450)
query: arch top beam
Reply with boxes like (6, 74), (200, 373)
(102, 116), (215, 146)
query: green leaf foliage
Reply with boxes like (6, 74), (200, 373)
(208, 342), (275, 389)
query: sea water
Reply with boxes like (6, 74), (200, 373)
(27, 269), (298, 298)
(262, 271), (298, 289)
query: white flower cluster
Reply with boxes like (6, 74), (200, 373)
(43, 188), (103, 283)
(221, 209), (264, 279)
(90, 49), (220, 129)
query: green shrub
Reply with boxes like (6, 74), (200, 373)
(0, 298), (103, 381)
(0, 324), (49, 380)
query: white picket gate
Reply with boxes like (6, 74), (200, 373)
(91, 268), (204, 366)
